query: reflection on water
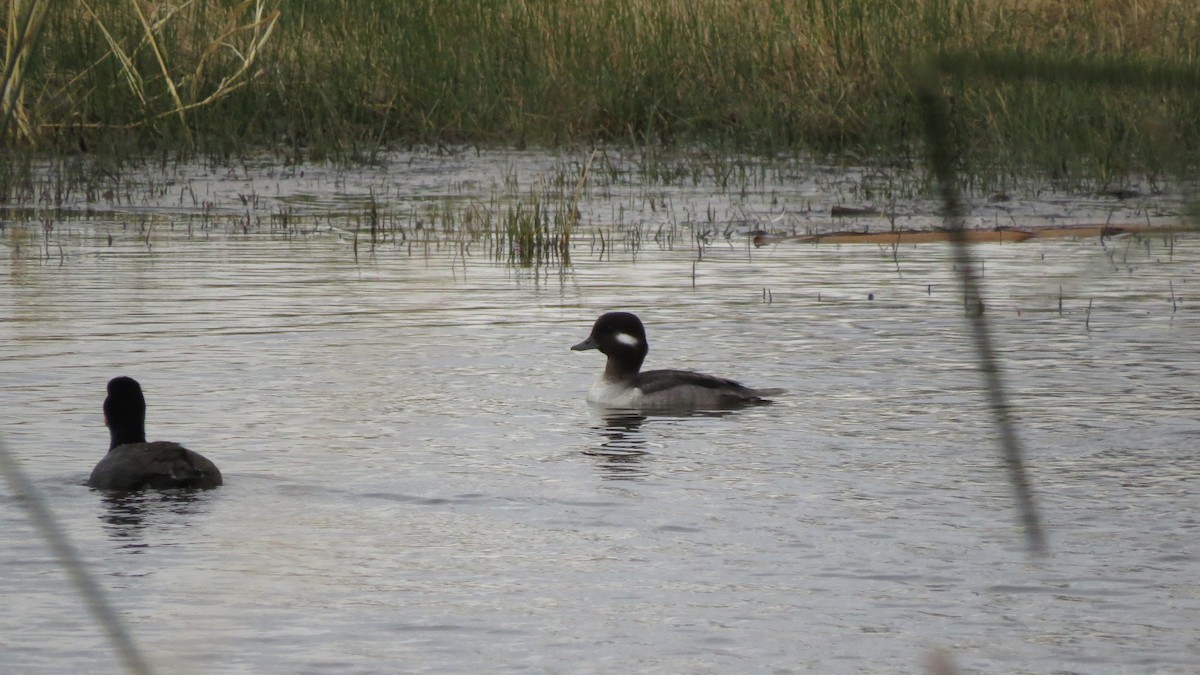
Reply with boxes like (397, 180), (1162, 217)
(584, 409), (748, 480)
(584, 412), (650, 479)
(0, 153), (1198, 674)
(98, 491), (214, 551)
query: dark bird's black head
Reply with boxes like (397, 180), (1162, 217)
(571, 311), (650, 378)
(104, 376), (147, 450)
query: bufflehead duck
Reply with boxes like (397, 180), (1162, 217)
(571, 312), (784, 410)
(87, 377), (222, 491)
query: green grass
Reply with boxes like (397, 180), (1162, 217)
(2, 0), (1199, 182)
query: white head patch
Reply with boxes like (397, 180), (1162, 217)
(615, 332), (640, 348)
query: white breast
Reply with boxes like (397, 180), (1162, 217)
(587, 378), (643, 407)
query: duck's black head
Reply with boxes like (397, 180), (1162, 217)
(104, 376), (147, 450)
(571, 311), (649, 378)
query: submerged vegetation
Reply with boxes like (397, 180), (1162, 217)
(0, 0), (1197, 182)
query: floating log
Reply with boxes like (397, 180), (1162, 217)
(1024, 223), (1191, 239)
(792, 228), (1035, 245)
(751, 223), (1194, 246)
(830, 205), (882, 217)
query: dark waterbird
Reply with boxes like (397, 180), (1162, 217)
(571, 311), (784, 410)
(87, 377), (222, 491)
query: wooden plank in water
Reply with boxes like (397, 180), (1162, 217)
(796, 228), (1036, 245)
(752, 223), (1195, 246)
(1026, 223), (1193, 239)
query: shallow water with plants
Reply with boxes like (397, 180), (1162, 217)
(2, 151), (1198, 673)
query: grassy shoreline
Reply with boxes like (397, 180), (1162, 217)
(3, 0), (1199, 180)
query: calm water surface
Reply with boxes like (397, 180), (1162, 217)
(2, 152), (1198, 673)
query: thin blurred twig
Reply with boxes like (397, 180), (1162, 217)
(914, 58), (1047, 555)
(914, 48), (1200, 554)
(0, 437), (156, 675)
